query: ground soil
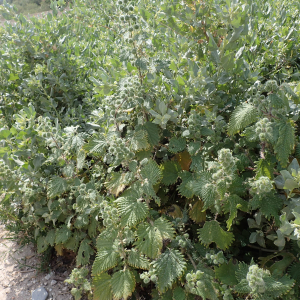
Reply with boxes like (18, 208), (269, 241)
(0, 225), (74, 300)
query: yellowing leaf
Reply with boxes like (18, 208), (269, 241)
(189, 199), (206, 223)
(55, 244), (64, 256)
(167, 204), (183, 219)
(173, 150), (191, 171)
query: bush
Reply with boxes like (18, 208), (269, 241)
(1, 0), (300, 299)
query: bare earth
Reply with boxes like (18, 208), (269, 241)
(0, 225), (73, 300)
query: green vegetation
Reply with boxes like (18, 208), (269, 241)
(1, 0), (51, 14)
(1, 0), (300, 299)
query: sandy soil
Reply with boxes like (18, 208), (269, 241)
(0, 225), (73, 300)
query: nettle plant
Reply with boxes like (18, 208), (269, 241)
(1, 0), (300, 299)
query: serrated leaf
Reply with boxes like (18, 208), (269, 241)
(93, 273), (113, 300)
(168, 137), (186, 153)
(105, 172), (126, 196)
(55, 225), (72, 244)
(47, 176), (68, 198)
(153, 249), (186, 293)
(173, 286), (186, 300)
(77, 239), (94, 266)
(235, 262), (249, 282)
(37, 236), (48, 253)
(45, 229), (56, 247)
(268, 93), (287, 108)
(65, 235), (80, 252)
(127, 249), (150, 269)
(131, 130), (150, 151)
(187, 141), (201, 156)
(177, 171), (195, 198)
(223, 194), (248, 230)
(215, 259), (238, 285)
(255, 157), (275, 179)
(77, 149), (86, 170)
(190, 153), (204, 172)
(111, 269), (136, 300)
(92, 248), (119, 275)
(228, 103), (259, 135)
(143, 122), (160, 146)
(88, 216), (98, 238)
(274, 120), (295, 167)
(83, 134), (107, 156)
(198, 220), (234, 250)
(189, 199), (206, 223)
(141, 160), (162, 185)
(135, 218), (175, 259)
(161, 161), (181, 185)
(116, 192), (149, 227)
(96, 229), (118, 250)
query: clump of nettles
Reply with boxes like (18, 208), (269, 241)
(212, 149), (237, 183)
(107, 136), (135, 166)
(175, 233), (191, 249)
(250, 80), (288, 117)
(140, 269), (158, 284)
(186, 270), (210, 293)
(118, 0), (140, 44)
(99, 200), (119, 227)
(65, 267), (92, 300)
(250, 176), (273, 195)
(255, 118), (273, 142)
(246, 264), (268, 294)
(205, 250), (226, 265)
(185, 269), (219, 298)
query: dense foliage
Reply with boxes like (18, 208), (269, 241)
(0, 0), (52, 14)
(1, 0), (300, 299)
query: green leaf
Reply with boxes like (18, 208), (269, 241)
(274, 120), (295, 167)
(105, 172), (126, 197)
(0, 129), (10, 139)
(251, 192), (283, 222)
(131, 130), (150, 151)
(268, 93), (287, 108)
(207, 32), (218, 51)
(77, 149), (86, 170)
(127, 249), (150, 269)
(223, 194), (248, 230)
(177, 171), (195, 198)
(116, 192), (149, 227)
(55, 225), (72, 244)
(161, 161), (181, 185)
(47, 176), (68, 198)
(168, 137), (186, 153)
(153, 249), (186, 293)
(111, 269), (136, 300)
(83, 134), (107, 156)
(45, 229), (56, 247)
(141, 160), (162, 185)
(37, 236), (48, 253)
(135, 218), (175, 259)
(92, 248), (119, 275)
(173, 286), (186, 300)
(76, 239), (94, 266)
(228, 103), (259, 135)
(93, 273), (113, 300)
(96, 229), (118, 250)
(65, 235), (80, 252)
(198, 220), (234, 250)
(190, 153), (204, 173)
(143, 122), (160, 146)
(255, 156), (275, 179)
(215, 259), (239, 285)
